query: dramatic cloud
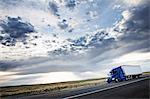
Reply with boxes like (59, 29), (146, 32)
(0, 0), (150, 86)
(91, 3), (150, 65)
(0, 16), (35, 46)
(116, 5), (149, 32)
(0, 61), (20, 71)
(115, 4), (150, 52)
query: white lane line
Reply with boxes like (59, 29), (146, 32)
(63, 77), (149, 99)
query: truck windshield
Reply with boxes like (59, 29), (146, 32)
(111, 70), (117, 75)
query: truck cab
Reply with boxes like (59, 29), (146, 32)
(107, 66), (126, 83)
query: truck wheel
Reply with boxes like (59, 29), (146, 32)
(126, 76), (129, 80)
(130, 75), (133, 79)
(132, 75), (135, 79)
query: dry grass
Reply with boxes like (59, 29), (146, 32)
(143, 71), (150, 75)
(0, 78), (106, 97)
(142, 72), (150, 76)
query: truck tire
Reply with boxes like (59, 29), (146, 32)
(126, 76), (129, 80)
(130, 75), (133, 79)
(137, 74), (141, 78)
(132, 75), (136, 79)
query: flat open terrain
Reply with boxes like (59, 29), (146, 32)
(0, 73), (149, 99)
(0, 78), (106, 98)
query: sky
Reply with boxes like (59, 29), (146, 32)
(0, 0), (150, 87)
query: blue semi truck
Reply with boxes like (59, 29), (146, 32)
(107, 65), (142, 83)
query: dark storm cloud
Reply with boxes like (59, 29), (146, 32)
(0, 16), (35, 46)
(127, 6), (149, 31)
(0, 61), (20, 71)
(116, 4), (150, 51)
(0, 57), (51, 71)
(91, 3), (150, 63)
(115, 4), (149, 35)
(1, 17), (34, 38)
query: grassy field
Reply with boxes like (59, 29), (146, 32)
(143, 71), (150, 75)
(0, 78), (106, 97)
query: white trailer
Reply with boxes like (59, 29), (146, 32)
(121, 65), (142, 79)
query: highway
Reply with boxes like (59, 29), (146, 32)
(64, 77), (149, 99)
(3, 76), (150, 99)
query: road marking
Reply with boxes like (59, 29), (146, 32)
(63, 77), (149, 99)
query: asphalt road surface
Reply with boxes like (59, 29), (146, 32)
(65, 77), (149, 99)
(3, 76), (150, 99)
